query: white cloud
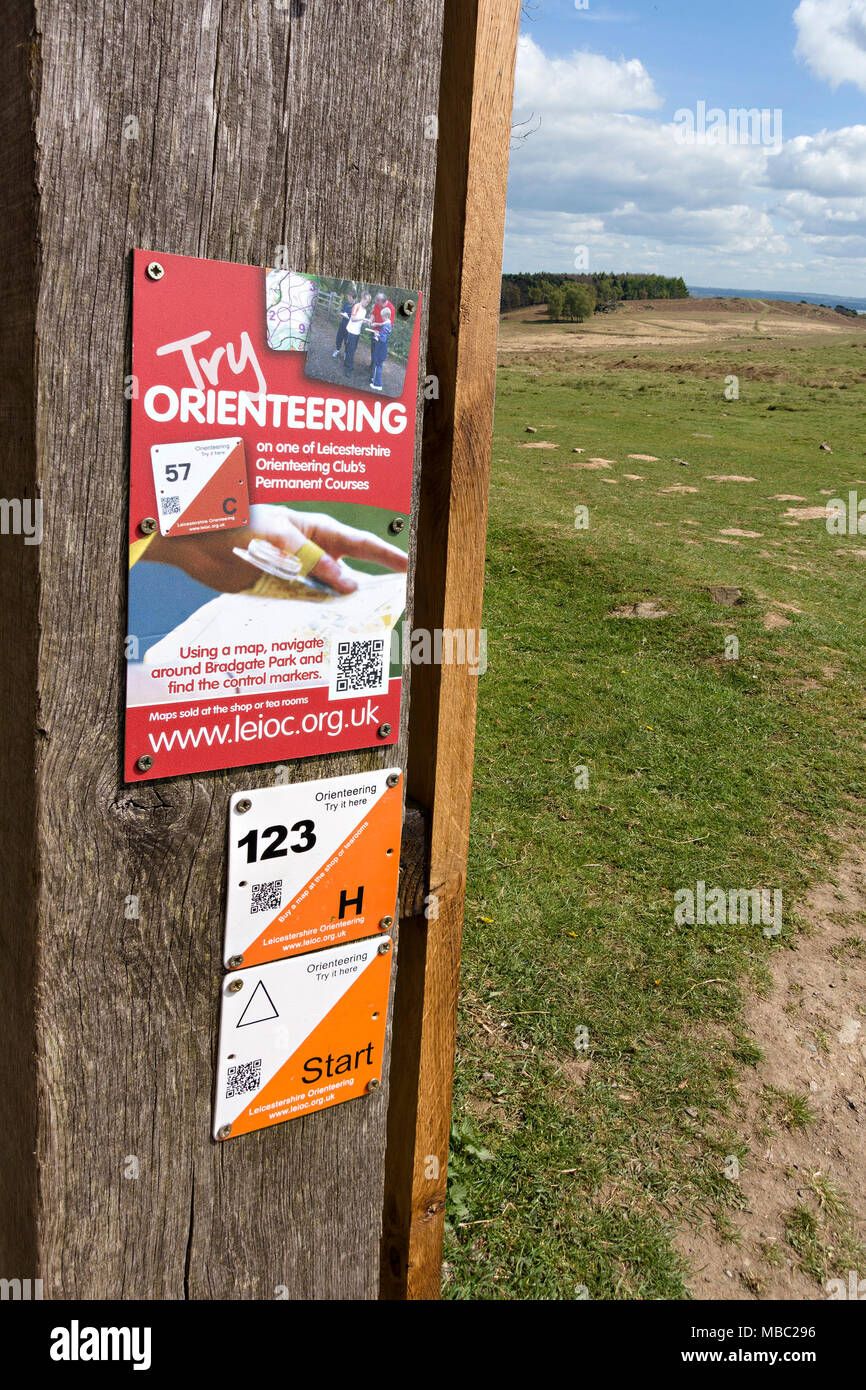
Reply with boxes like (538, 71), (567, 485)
(765, 124), (866, 195)
(776, 189), (866, 248)
(513, 33), (662, 114)
(505, 32), (866, 288)
(794, 0), (866, 93)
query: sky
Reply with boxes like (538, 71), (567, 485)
(504, 0), (866, 293)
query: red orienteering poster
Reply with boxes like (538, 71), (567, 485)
(125, 250), (420, 782)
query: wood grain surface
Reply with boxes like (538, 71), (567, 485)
(382, 0), (520, 1299)
(3, 0), (444, 1299)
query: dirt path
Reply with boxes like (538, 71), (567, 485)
(678, 839), (866, 1299)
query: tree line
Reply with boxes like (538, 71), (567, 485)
(501, 271), (690, 321)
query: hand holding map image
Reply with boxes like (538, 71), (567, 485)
(128, 503), (407, 707)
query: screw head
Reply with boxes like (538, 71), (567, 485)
(146, 261), (165, 281)
(379, 916), (394, 930)
(228, 954), (244, 970)
(386, 772), (400, 788)
(388, 517), (405, 534)
(377, 939), (392, 954)
(377, 722), (393, 739)
(217, 1124), (232, 1140)
(135, 754), (154, 773)
(367, 1078), (381, 1092)
(400, 299), (416, 317)
(235, 798), (252, 814)
(227, 978), (244, 994)
(140, 517), (158, 536)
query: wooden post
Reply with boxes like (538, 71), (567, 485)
(1, 0), (451, 1300)
(381, 0), (521, 1299)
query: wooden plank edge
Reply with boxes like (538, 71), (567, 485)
(380, 0), (520, 1300)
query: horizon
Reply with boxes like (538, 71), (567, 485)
(504, 0), (866, 297)
(501, 273), (866, 303)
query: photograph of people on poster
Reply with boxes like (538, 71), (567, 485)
(303, 276), (415, 398)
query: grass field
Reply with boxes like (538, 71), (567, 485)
(445, 299), (866, 1300)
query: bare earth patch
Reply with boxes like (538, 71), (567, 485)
(720, 529), (763, 538)
(763, 612), (792, 630)
(783, 506), (834, 521)
(661, 485), (700, 494)
(757, 600), (806, 615)
(628, 454), (660, 462)
(521, 441), (558, 449)
(680, 840), (866, 1300)
(610, 601), (671, 619)
(706, 475), (758, 483)
(569, 459), (611, 471)
(706, 586), (744, 605)
(773, 495), (807, 502)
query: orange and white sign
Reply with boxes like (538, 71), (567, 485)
(224, 769), (402, 968)
(213, 938), (392, 1139)
(150, 435), (250, 536)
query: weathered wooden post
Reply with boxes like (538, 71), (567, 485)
(0, 0), (518, 1301)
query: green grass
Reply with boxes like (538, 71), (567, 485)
(445, 325), (866, 1300)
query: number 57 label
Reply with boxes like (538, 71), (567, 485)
(150, 436), (250, 536)
(223, 769), (403, 969)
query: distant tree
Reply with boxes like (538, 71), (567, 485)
(500, 270), (689, 315)
(562, 283), (596, 321)
(546, 287), (565, 321)
(500, 281), (521, 313)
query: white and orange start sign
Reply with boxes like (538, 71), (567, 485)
(213, 937), (392, 1139)
(223, 769), (402, 968)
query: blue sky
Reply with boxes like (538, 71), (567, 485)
(505, 0), (866, 293)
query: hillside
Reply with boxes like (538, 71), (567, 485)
(498, 296), (866, 362)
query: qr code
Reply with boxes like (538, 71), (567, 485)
(332, 638), (386, 695)
(161, 495), (181, 516)
(226, 1058), (261, 1099)
(250, 880), (282, 914)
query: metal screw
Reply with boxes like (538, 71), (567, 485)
(386, 772), (400, 788)
(388, 517), (405, 534)
(377, 939), (392, 954)
(235, 798), (252, 814)
(135, 754), (154, 773)
(217, 1124), (232, 1140)
(400, 299), (416, 317)
(228, 954), (244, 969)
(377, 723), (392, 739)
(367, 1078), (381, 1092)
(140, 517), (158, 536)
(146, 261), (165, 281)
(379, 916), (393, 930)
(227, 978), (244, 994)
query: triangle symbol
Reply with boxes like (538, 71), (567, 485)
(236, 980), (279, 1028)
